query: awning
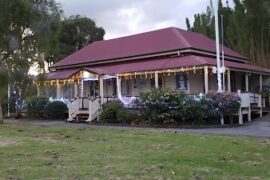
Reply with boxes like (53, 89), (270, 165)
(84, 55), (270, 75)
(47, 69), (80, 80)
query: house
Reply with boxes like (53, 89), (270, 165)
(34, 27), (270, 124)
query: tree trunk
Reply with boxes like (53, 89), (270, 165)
(0, 99), (3, 124)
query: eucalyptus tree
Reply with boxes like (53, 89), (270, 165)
(56, 15), (105, 62)
(186, 0), (270, 67)
(0, 0), (62, 123)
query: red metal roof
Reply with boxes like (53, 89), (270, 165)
(84, 55), (270, 75)
(52, 27), (246, 68)
(47, 69), (79, 80)
(203, 57), (270, 73)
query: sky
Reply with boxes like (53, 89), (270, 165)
(57, 0), (226, 40)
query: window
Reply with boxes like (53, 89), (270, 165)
(176, 73), (188, 91)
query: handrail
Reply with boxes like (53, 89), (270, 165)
(68, 97), (90, 120)
(239, 92), (262, 108)
(87, 97), (101, 122)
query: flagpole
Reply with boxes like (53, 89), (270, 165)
(221, 15), (225, 92)
(214, 0), (222, 92)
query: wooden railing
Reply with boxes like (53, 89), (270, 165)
(67, 98), (80, 121)
(238, 92), (262, 108)
(103, 96), (139, 108)
(86, 97), (101, 122)
(103, 96), (118, 103)
(67, 97), (90, 121)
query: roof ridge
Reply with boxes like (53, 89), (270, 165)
(96, 27), (175, 42)
(170, 28), (191, 47)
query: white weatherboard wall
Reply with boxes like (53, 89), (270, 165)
(162, 75), (176, 90)
(104, 79), (115, 97)
(188, 72), (204, 94)
(131, 79), (152, 96)
(209, 74), (218, 92)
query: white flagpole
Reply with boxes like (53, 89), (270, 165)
(214, 0), (222, 92)
(221, 15), (225, 92)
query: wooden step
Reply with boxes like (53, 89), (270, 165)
(75, 113), (89, 121)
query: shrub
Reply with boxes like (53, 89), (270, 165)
(139, 89), (241, 125)
(26, 96), (49, 118)
(205, 92), (241, 115)
(100, 102), (124, 123)
(1, 96), (17, 117)
(116, 108), (138, 124)
(182, 97), (205, 124)
(44, 101), (68, 120)
(100, 102), (139, 124)
(140, 88), (185, 124)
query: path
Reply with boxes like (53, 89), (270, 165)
(4, 115), (270, 138)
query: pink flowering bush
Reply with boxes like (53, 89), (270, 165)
(205, 92), (241, 115)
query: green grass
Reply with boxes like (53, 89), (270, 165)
(0, 124), (270, 179)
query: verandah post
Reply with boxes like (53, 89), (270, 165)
(245, 73), (249, 92)
(56, 80), (61, 98)
(116, 75), (121, 98)
(227, 69), (231, 92)
(155, 71), (159, 88)
(204, 66), (209, 94)
(99, 75), (104, 105)
(74, 83), (78, 98)
(259, 74), (263, 92)
(237, 90), (243, 125)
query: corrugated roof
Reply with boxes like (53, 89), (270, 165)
(47, 69), (79, 80)
(84, 55), (270, 75)
(52, 27), (246, 68)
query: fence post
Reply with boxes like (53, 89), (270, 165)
(237, 90), (243, 125)
(67, 103), (73, 121)
(248, 106), (251, 122)
(86, 98), (92, 122)
(220, 115), (224, 125)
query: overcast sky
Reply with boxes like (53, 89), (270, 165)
(57, 0), (231, 40)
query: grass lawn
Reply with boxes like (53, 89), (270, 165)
(0, 124), (270, 179)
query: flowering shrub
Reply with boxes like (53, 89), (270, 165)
(205, 92), (241, 115)
(139, 89), (241, 125)
(140, 88), (185, 123)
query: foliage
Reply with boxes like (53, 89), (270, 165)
(44, 101), (68, 120)
(100, 102), (138, 124)
(116, 109), (138, 124)
(0, 0), (62, 122)
(258, 85), (270, 98)
(186, 0), (270, 67)
(100, 102), (124, 123)
(139, 89), (241, 125)
(181, 98), (206, 124)
(57, 15), (105, 62)
(26, 96), (49, 119)
(140, 88), (185, 124)
(205, 92), (241, 115)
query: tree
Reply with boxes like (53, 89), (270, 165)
(186, 0), (270, 67)
(0, 0), (62, 123)
(56, 15), (105, 62)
